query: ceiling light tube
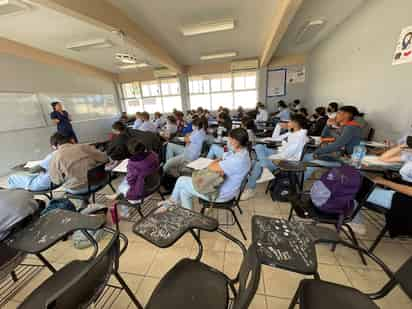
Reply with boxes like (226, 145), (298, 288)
(200, 52), (238, 61)
(181, 18), (235, 36)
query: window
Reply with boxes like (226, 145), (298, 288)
(189, 71), (257, 111)
(121, 78), (182, 114)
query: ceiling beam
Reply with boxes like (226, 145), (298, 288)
(260, 0), (304, 67)
(31, 0), (184, 74)
(0, 37), (116, 81)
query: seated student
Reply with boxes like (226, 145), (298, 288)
(241, 114), (309, 200)
(111, 140), (159, 202)
(49, 133), (108, 195)
(153, 112), (165, 131)
(303, 106), (362, 180)
(217, 111), (232, 136)
(327, 102), (339, 119)
(138, 112), (157, 133)
(208, 117), (256, 159)
(160, 115), (178, 140)
(181, 114), (199, 135)
(255, 102), (269, 123)
(163, 118), (207, 177)
(174, 111), (185, 132)
(7, 135), (58, 191)
(276, 101), (291, 122)
(354, 112), (370, 140)
(107, 121), (161, 161)
(133, 112), (143, 130)
(119, 112), (129, 124)
(158, 128), (251, 210)
(236, 106), (245, 119)
(309, 107), (328, 136)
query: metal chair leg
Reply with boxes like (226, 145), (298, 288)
(10, 270), (18, 282)
(344, 224), (367, 265)
(113, 271), (143, 309)
(288, 282), (301, 309)
(230, 209), (247, 240)
(287, 207), (294, 221)
(109, 183), (116, 193)
(369, 225), (388, 253)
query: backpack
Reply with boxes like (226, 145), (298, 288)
(41, 198), (76, 216)
(192, 169), (224, 202)
(310, 166), (362, 215)
(269, 172), (293, 202)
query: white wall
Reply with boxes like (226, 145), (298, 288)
(306, 0), (412, 140)
(0, 54), (120, 175)
(258, 65), (307, 113)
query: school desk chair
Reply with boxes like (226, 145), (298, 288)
(289, 245), (412, 309)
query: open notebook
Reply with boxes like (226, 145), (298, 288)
(112, 159), (129, 173)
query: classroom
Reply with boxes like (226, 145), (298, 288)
(0, 0), (411, 308)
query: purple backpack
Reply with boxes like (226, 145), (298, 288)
(310, 166), (362, 215)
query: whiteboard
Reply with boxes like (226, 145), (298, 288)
(0, 92), (46, 133)
(38, 93), (119, 124)
(267, 69), (287, 97)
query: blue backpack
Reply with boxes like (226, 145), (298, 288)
(310, 166), (362, 215)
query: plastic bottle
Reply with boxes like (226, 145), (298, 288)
(351, 143), (366, 169)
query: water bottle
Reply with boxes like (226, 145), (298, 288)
(217, 126), (223, 142)
(351, 143), (366, 169)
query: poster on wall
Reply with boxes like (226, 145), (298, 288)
(392, 25), (412, 65)
(287, 67), (306, 84)
(266, 69), (286, 97)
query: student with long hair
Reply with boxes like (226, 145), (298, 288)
(50, 101), (78, 143)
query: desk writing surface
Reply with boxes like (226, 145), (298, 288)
(133, 206), (218, 248)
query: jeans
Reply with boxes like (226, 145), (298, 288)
(207, 145), (224, 159)
(366, 187), (395, 209)
(247, 144), (278, 190)
(166, 143), (185, 161)
(7, 173), (51, 191)
(171, 176), (226, 209)
(303, 153), (341, 180)
(65, 184), (101, 195)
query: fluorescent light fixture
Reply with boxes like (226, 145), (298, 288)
(200, 51), (237, 61)
(66, 38), (113, 51)
(119, 63), (150, 70)
(181, 18), (235, 36)
(0, 0), (32, 16)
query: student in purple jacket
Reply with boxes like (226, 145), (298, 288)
(109, 140), (159, 205)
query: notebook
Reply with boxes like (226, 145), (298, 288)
(24, 160), (43, 169)
(112, 159), (129, 173)
(186, 158), (214, 170)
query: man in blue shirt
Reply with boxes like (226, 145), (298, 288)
(163, 118), (206, 177)
(50, 101), (78, 143)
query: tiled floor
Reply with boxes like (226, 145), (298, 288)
(1, 180), (412, 309)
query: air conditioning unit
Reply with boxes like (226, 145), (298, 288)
(231, 59), (259, 71)
(0, 0), (33, 16)
(296, 20), (326, 44)
(154, 68), (177, 78)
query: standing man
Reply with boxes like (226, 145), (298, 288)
(50, 101), (78, 143)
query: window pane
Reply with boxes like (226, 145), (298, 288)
(190, 94), (211, 110)
(234, 90), (257, 109)
(124, 98), (143, 114)
(233, 71), (257, 90)
(161, 78), (180, 96)
(211, 92), (233, 111)
(211, 78), (221, 92)
(234, 75), (245, 90)
(163, 96), (182, 113)
(142, 97), (162, 113)
(141, 80), (160, 97)
(189, 78), (210, 94)
(122, 82), (140, 98)
(245, 74), (256, 89)
(221, 76), (232, 91)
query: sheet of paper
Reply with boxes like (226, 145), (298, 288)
(112, 159), (129, 173)
(186, 158), (214, 170)
(24, 160), (43, 169)
(362, 155), (397, 166)
(364, 141), (387, 148)
(257, 168), (275, 184)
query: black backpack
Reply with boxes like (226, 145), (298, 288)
(269, 172), (292, 202)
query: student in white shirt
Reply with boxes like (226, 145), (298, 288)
(138, 112), (157, 133)
(133, 112), (143, 129)
(160, 115), (178, 140)
(153, 112), (165, 131)
(241, 114), (308, 200)
(255, 102), (269, 123)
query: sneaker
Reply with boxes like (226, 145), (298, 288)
(348, 222), (367, 235)
(240, 189), (256, 201)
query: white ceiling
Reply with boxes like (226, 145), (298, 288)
(0, 0), (367, 73)
(107, 0), (280, 65)
(276, 0), (367, 56)
(0, 4), (160, 73)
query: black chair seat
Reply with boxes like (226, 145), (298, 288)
(146, 259), (229, 309)
(299, 279), (379, 309)
(19, 257), (111, 309)
(199, 198), (236, 209)
(66, 181), (109, 199)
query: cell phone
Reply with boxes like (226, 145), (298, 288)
(407, 136), (412, 148)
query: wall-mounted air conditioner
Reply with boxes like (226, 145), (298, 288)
(231, 59), (259, 71)
(154, 68), (177, 78)
(296, 20), (326, 44)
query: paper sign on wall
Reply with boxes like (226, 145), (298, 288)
(287, 67), (306, 84)
(392, 25), (412, 65)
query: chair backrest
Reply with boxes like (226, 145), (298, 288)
(87, 164), (110, 188)
(34, 230), (120, 309)
(367, 128), (375, 142)
(395, 257), (412, 299)
(143, 169), (162, 197)
(232, 243), (262, 309)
